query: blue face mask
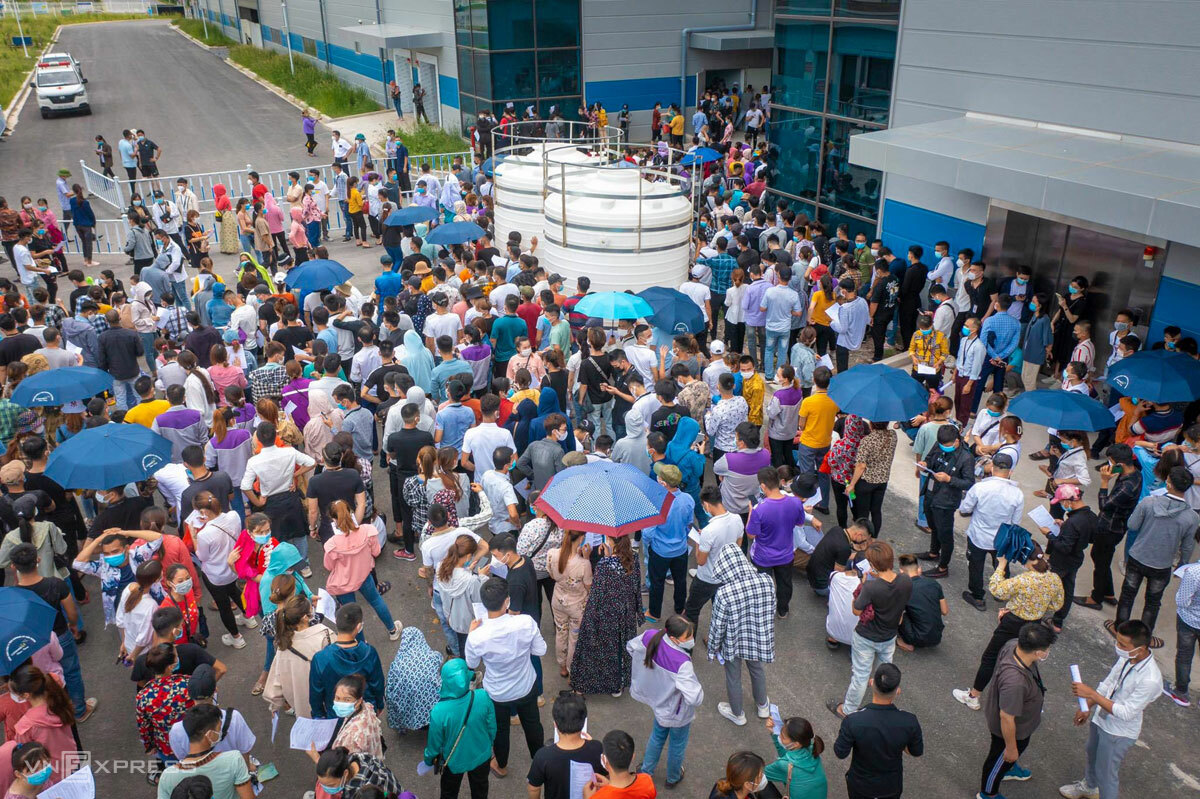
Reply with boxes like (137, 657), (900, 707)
(699, 221), (707, 228)
(103, 552), (125, 567)
(986, 409), (1001, 418)
(938, 443), (956, 453)
(332, 700), (357, 718)
(1068, 285), (1080, 295)
(854, 241), (865, 249)
(253, 533), (271, 545)
(26, 765), (53, 787)
(1028, 301), (1037, 311)
(918, 328), (932, 336)
(1016, 277), (1028, 285)
(961, 325), (971, 337)
(324, 785), (346, 796)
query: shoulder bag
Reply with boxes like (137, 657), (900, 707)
(432, 689), (475, 775)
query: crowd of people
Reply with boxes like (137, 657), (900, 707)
(0, 85), (1194, 799)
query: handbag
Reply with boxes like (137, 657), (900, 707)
(432, 689), (475, 775)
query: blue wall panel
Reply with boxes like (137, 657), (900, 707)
(585, 76), (696, 112)
(880, 199), (985, 264)
(439, 74), (460, 109)
(1148, 275), (1200, 344)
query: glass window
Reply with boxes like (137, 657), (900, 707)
(473, 51), (493, 100)
(537, 48), (579, 97)
(821, 119), (883, 220)
(834, 0), (899, 20)
(539, 97), (578, 119)
(769, 109), (823, 201)
(776, 0), (832, 13)
(456, 48), (475, 98)
(486, 0), (535, 50)
(829, 23), (895, 123)
(453, 0), (472, 47)
(302, 36), (317, 57)
(536, 0), (580, 48)
(818, 206), (878, 239)
(489, 51), (536, 99)
(773, 21), (829, 114)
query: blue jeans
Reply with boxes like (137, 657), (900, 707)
(139, 331), (158, 375)
(916, 473), (928, 527)
(172, 279), (191, 310)
(292, 534), (310, 573)
(432, 587), (459, 656)
(335, 574), (396, 634)
(231, 491), (246, 521)
(237, 232), (254, 255)
(264, 634), (276, 671)
(112, 376), (138, 411)
(393, 97), (404, 118)
(305, 220), (321, 248)
(339, 200), (351, 237)
(795, 443), (830, 508)
(843, 630), (895, 713)
(586, 400), (613, 437)
(765, 330), (789, 375)
(57, 631), (86, 716)
(641, 720), (690, 783)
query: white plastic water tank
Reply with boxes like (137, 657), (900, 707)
(493, 144), (604, 245)
(541, 161), (693, 294)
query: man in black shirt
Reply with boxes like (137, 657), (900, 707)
(649, 379), (682, 442)
(0, 312), (40, 381)
(807, 520), (872, 596)
(87, 488), (152, 541)
(489, 532), (540, 623)
(896, 245), (928, 353)
(272, 303), (314, 361)
(306, 442), (366, 542)
(361, 340), (408, 406)
(527, 693), (606, 799)
(400, 238), (432, 275)
(179, 446), (234, 516)
(385, 402), (434, 555)
(131, 606), (224, 688)
(11, 543), (95, 721)
(183, 312), (222, 368)
(98, 309), (144, 411)
(868, 260), (899, 362)
(834, 663), (923, 799)
(602, 349), (635, 438)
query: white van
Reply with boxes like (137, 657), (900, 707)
(35, 57), (89, 118)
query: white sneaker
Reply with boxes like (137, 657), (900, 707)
(221, 634), (247, 649)
(300, 566), (314, 578)
(717, 702), (747, 726)
(1059, 781), (1099, 799)
(235, 614), (259, 629)
(952, 688), (980, 711)
(388, 621), (403, 641)
(756, 702), (771, 719)
(243, 616), (259, 629)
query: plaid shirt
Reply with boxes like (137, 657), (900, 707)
(249, 362), (287, 400)
(342, 753), (400, 797)
(909, 329), (948, 365)
(707, 542), (775, 663)
(0, 398), (23, 449)
(160, 306), (190, 342)
(87, 314), (110, 336)
(981, 311), (1020, 360)
(1096, 471), (1142, 536)
(44, 304), (67, 330)
(697, 252), (738, 293)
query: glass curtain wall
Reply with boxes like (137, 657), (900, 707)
(454, 0), (582, 134)
(769, 0), (897, 230)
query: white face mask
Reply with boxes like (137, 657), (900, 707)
(553, 429), (568, 442)
(673, 637), (695, 650)
(1114, 645), (1139, 661)
(754, 774), (768, 792)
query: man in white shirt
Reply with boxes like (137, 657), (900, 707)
(465, 577), (547, 778)
(307, 169), (330, 240)
(227, 292), (259, 353)
(419, 505), (486, 575)
(1060, 619), (1162, 799)
(240, 423), (316, 574)
(931, 284), (957, 349)
(152, 230), (190, 310)
(957, 453), (1023, 609)
(625, 324), (660, 385)
(330, 130), (352, 164)
(12, 228), (50, 302)
(679, 267), (712, 327)
(462, 397), (516, 483)
(174, 179), (199, 219)
(684, 486), (744, 627)
(478, 449), (520, 533)
(825, 562), (860, 647)
(424, 294), (463, 349)
(150, 191), (183, 241)
(926, 240), (954, 299)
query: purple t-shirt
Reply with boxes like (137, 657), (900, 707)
(747, 495), (806, 567)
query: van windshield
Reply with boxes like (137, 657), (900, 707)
(37, 71), (78, 88)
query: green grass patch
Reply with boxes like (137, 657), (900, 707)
(401, 122), (468, 156)
(227, 44), (380, 118)
(172, 17), (234, 48)
(0, 12), (152, 109)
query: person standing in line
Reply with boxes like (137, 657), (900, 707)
(627, 615), (703, 789)
(833, 663), (923, 799)
(1076, 444), (1142, 610)
(746, 466), (806, 618)
(956, 452), (1023, 610)
(1060, 620), (1162, 799)
(708, 543), (775, 727)
(977, 622), (1056, 799)
(826, 278), (868, 373)
(684, 486), (744, 629)
(916, 425), (976, 580)
(1040, 484), (1097, 634)
(795, 366), (837, 511)
(547, 529), (593, 680)
(642, 464), (693, 624)
(422, 657), (496, 799)
(1163, 557), (1200, 707)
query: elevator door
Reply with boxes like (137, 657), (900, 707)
(982, 207), (1163, 366)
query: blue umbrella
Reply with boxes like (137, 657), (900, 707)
(479, 155), (506, 177)
(573, 291), (654, 321)
(1106, 350), (1200, 404)
(46, 423), (173, 490)
(425, 221), (486, 246)
(0, 588), (58, 673)
(283, 259), (354, 294)
(827, 363), (929, 422)
(11, 366), (112, 407)
(637, 286), (705, 334)
(1009, 389), (1115, 431)
(384, 205), (438, 227)
(679, 147), (722, 166)
(534, 461), (672, 537)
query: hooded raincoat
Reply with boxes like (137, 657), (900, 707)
(706, 543), (776, 664)
(666, 416), (705, 510)
(386, 627), (443, 732)
(422, 659), (496, 774)
(612, 406), (652, 475)
(402, 329), (435, 393)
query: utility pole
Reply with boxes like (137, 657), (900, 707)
(280, 0), (295, 75)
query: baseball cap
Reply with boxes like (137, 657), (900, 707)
(1049, 484), (1082, 505)
(432, 293), (449, 306)
(654, 462), (682, 487)
(576, 419), (595, 435)
(709, 339), (726, 355)
(188, 664), (217, 700)
(991, 453), (1014, 470)
(690, 266), (707, 278)
(547, 273), (563, 284)
(0, 460), (25, 485)
(562, 451), (588, 468)
(273, 271), (288, 286)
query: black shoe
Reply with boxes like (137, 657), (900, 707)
(961, 591), (986, 611)
(665, 769), (685, 789)
(916, 551), (940, 562)
(811, 506), (829, 515)
(923, 566), (949, 579)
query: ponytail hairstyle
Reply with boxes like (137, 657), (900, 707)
(777, 363), (796, 388)
(274, 593), (311, 652)
(715, 751), (765, 795)
(612, 535), (635, 574)
(644, 615), (693, 668)
(437, 534), (478, 583)
(781, 716), (824, 757)
(331, 433), (358, 470)
(255, 398), (280, 428)
(211, 406), (236, 444)
(1028, 541), (1051, 573)
(436, 447), (462, 501)
(315, 746), (353, 781)
(191, 490), (222, 518)
(269, 572), (297, 606)
(10, 662), (75, 726)
(11, 741), (50, 777)
(226, 384), (247, 410)
(329, 499), (357, 534)
(285, 360), (304, 382)
(168, 775), (215, 799)
(177, 350), (219, 406)
(556, 529), (585, 575)
(125, 559), (164, 612)
(416, 445), (437, 480)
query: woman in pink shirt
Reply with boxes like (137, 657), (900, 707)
(323, 500), (401, 640)
(10, 664), (75, 788)
(207, 344), (247, 407)
(288, 206), (310, 265)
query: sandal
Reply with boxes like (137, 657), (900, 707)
(377, 580), (391, 596)
(1032, 490), (1049, 498)
(1150, 636), (1164, 649)
(826, 699), (847, 719)
(1073, 596), (1104, 610)
(251, 677), (266, 696)
(1103, 619), (1118, 638)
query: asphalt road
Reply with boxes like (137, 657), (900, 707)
(0, 20), (312, 206)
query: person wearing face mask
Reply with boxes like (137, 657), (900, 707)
(4, 741), (56, 797)
(956, 452), (1023, 610)
(1075, 445), (1142, 612)
(1038, 483), (1098, 634)
(626, 615), (702, 788)
(167, 665), (254, 767)
(1060, 620), (1162, 799)
(974, 623), (1055, 799)
(309, 603), (386, 720)
(1151, 324), (1182, 353)
(157, 703), (254, 799)
(132, 644), (195, 783)
(1051, 276), (1090, 375)
(310, 674), (384, 765)
(72, 524), (161, 627)
(314, 745), (400, 799)
(709, 750), (768, 799)
(1021, 292), (1054, 391)
(323, 499), (402, 642)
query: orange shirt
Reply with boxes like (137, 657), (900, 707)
(591, 773), (657, 799)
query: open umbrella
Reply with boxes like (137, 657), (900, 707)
(46, 423), (173, 490)
(573, 291), (654, 321)
(534, 461), (673, 537)
(679, 147), (722, 166)
(0, 588), (57, 673)
(827, 363), (929, 422)
(283, 258), (354, 294)
(385, 206), (439, 227)
(425, 221), (486, 246)
(1106, 350), (1200, 404)
(1009, 389), (1115, 431)
(11, 366), (112, 407)
(637, 286), (706, 335)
